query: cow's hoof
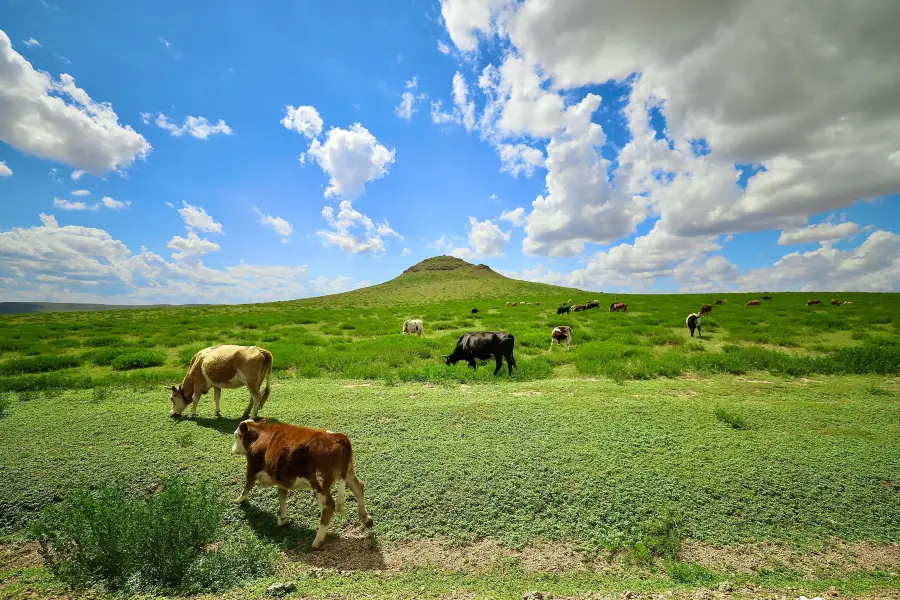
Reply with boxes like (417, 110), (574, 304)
(213, 411), (221, 418)
(311, 540), (325, 550)
(363, 516), (374, 528)
(276, 517), (288, 527)
(234, 496), (248, 504)
(241, 413), (251, 421)
(186, 414), (195, 420)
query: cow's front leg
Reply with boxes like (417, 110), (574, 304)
(468, 360), (477, 371)
(241, 395), (254, 420)
(188, 390), (202, 419)
(213, 388), (221, 418)
(276, 488), (289, 526)
(493, 354), (503, 375)
(235, 466), (255, 503)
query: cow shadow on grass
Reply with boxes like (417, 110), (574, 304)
(239, 502), (385, 571)
(184, 415), (284, 435)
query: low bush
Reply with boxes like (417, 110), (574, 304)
(666, 560), (716, 585)
(0, 354), (83, 376)
(85, 346), (142, 366)
(714, 408), (750, 430)
(82, 335), (126, 348)
(111, 351), (166, 371)
(28, 477), (270, 593)
(0, 393), (10, 417)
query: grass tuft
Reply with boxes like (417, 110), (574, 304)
(111, 351), (166, 371)
(714, 408), (750, 430)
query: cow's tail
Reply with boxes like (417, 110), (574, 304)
(259, 350), (273, 407)
(335, 434), (354, 514)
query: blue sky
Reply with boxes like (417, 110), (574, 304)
(1, 0), (899, 304)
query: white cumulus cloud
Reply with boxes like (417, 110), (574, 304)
(496, 143), (544, 177)
(281, 105), (323, 138)
(0, 161), (11, 177)
(254, 206), (293, 242)
(499, 207), (526, 226)
(777, 222), (861, 245)
(178, 201), (222, 234)
(305, 124), (395, 201)
(70, 189), (90, 196)
(154, 113), (232, 139)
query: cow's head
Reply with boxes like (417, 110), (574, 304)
(232, 420), (254, 455)
(443, 353), (458, 366)
(168, 385), (190, 416)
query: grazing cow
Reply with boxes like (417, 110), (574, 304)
(831, 298), (841, 306)
(699, 304), (713, 317)
(762, 296), (773, 300)
(170, 345), (272, 420)
(471, 308), (479, 314)
(685, 313), (702, 337)
(573, 304), (586, 312)
(586, 300), (600, 310)
(807, 299), (821, 306)
(714, 299), (723, 305)
(557, 305), (571, 315)
(511, 302), (519, 307)
(232, 419), (373, 549)
(843, 301), (854, 305)
(609, 302), (628, 313)
(505, 302), (510, 307)
(444, 331), (516, 376)
(746, 300), (761, 307)
(550, 326), (572, 349)
(535, 302), (542, 306)
(402, 319), (424, 337)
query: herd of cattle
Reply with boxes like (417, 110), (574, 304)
(168, 293), (856, 549)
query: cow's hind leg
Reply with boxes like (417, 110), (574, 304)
(506, 352), (516, 375)
(213, 388), (221, 418)
(345, 469), (374, 528)
(276, 488), (289, 526)
(311, 490), (336, 549)
(243, 384), (261, 420)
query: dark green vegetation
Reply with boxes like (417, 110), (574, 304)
(0, 301), (180, 315)
(714, 407), (750, 430)
(1, 257), (898, 393)
(29, 477), (275, 593)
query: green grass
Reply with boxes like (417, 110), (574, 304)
(714, 407), (750, 430)
(110, 350), (166, 371)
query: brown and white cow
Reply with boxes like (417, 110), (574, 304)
(609, 302), (628, 313)
(843, 301), (854, 305)
(169, 345), (272, 420)
(550, 325), (572, 349)
(714, 299), (728, 305)
(232, 419), (373, 549)
(746, 299), (761, 307)
(699, 304), (713, 316)
(831, 298), (841, 306)
(402, 319), (424, 336)
(807, 299), (821, 306)
(573, 304), (587, 312)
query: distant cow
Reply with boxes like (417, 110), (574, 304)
(746, 300), (761, 307)
(557, 305), (571, 315)
(511, 302), (519, 307)
(505, 302), (510, 306)
(232, 419), (373, 549)
(573, 304), (586, 312)
(535, 302), (542, 306)
(170, 345), (272, 420)
(715, 299), (728, 305)
(586, 300), (600, 310)
(831, 298), (840, 306)
(762, 295), (772, 300)
(550, 326), (572, 349)
(843, 301), (854, 305)
(609, 302), (628, 313)
(699, 304), (713, 316)
(403, 319), (424, 337)
(685, 313), (702, 337)
(807, 300), (821, 306)
(444, 331), (516, 376)
(471, 308), (478, 314)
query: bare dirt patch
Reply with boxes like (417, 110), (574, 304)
(0, 542), (43, 570)
(511, 391), (544, 397)
(342, 383), (372, 389)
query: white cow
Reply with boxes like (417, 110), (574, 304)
(402, 319), (424, 337)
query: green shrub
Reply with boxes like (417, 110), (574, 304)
(715, 408), (750, 430)
(82, 335), (126, 348)
(666, 560), (716, 584)
(0, 354), (83, 375)
(85, 346), (142, 366)
(0, 393), (10, 417)
(111, 351), (166, 371)
(182, 533), (277, 593)
(29, 477), (223, 592)
(0, 372), (95, 393)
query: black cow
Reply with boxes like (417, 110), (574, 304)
(444, 331), (516, 376)
(557, 305), (570, 315)
(471, 308), (478, 314)
(685, 313), (702, 337)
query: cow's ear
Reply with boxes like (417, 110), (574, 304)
(170, 385), (178, 393)
(238, 421), (249, 435)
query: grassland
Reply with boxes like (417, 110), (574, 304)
(1, 257), (898, 599)
(0, 257), (898, 393)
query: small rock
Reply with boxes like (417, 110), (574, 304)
(622, 592), (634, 599)
(718, 581), (733, 592)
(743, 582), (757, 592)
(266, 582), (296, 596)
(523, 592), (545, 600)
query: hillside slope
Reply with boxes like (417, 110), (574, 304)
(299, 256), (587, 307)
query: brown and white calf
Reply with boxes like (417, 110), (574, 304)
(609, 302), (628, 313)
(699, 304), (713, 316)
(550, 326), (572, 349)
(232, 419), (373, 549)
(746, 299), (761, 307)
(169, 345), (272, 420)
(807, 299), (822, 306)
(402, 319), (424, 336)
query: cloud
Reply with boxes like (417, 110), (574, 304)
(430, 72), (477, 131)
(100, 196), (130, 210)
(178, 201), (222, 234)
(159, 37), (171, 49)
(0, 214), (364, 304)
(448, 216), (510, 259)
(401, 247), (411, 256)
(777, 221), (861, 245)
(71, 169), (85, 180)
(281, 105), (323, 138)
(53, 198), (90, 210)
(0, 161), (11, 177)
(305, 124), (395, 201)
(317, 200), (399, 255)
(523, 95), (647, 257)
(439, 0), (512, 52)
(167, 231), (220, 261)
(0, 30), (151, 173)
(496, 143), (544, 177)
(672, 255), (740, 293)
(737, 230), (900, 292)
(254, 207), (293, 241)
(395, 77), (424, 122)
(499, 207), (526, 226)
(70, 189), (90, 196)
(437, 40), (452, 55)
(22, 38), (41, 48)
(154, 113), (233, 139)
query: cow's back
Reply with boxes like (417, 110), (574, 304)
(250, 423), (349, 486)
(198, 345), (270, 386)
